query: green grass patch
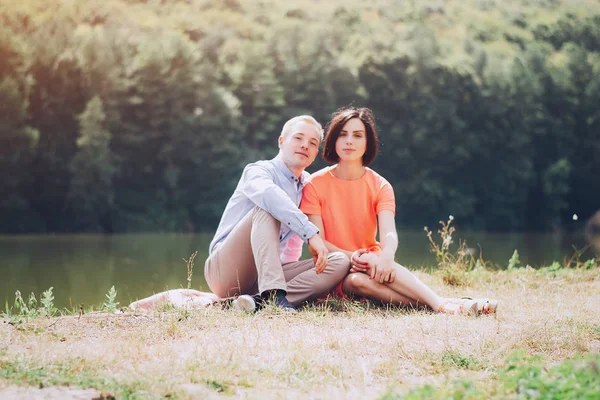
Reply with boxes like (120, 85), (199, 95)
(380, 351), (600, 399)
(441, 351), (486, 371)
(0, 358), (152, 399)
(498, 350), (600, 399)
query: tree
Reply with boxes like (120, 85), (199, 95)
(0, 28), (40, 232)
(68, 96), (116, 231)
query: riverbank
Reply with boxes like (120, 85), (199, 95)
(1, 264), (599, 399)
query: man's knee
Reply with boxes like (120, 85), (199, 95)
(326, 252), (350, 277)
(251, 206), (279, 226)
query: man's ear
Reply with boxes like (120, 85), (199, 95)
(278, 135), (284, 148)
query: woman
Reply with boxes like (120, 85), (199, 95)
(300, 107), (497, 314)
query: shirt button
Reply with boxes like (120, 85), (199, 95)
(288, 222), (291, 225)
(303, 234), (306, 237)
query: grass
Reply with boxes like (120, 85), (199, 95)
(0, 263), (598, 399)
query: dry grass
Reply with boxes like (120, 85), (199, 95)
(1, 267), (599, 399)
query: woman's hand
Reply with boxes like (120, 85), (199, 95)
(350, 249), (370, 273)
(372, 253), (396, 283)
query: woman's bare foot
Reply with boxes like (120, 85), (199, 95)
(436, 298), (495, 315)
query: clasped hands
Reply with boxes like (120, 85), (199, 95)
(350, 249), (396, 284)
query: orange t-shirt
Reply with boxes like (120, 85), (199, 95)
(300, 166), (396, 253)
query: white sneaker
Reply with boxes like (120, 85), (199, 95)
(231, 295), (256, 312)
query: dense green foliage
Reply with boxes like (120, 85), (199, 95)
(0, 0), (599, 233)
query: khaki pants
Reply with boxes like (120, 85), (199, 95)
(204, 207), (349, 306)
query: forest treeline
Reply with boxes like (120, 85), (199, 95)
(1, 0), (599, 233)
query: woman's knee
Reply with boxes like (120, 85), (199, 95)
(342, 272), (371, 294)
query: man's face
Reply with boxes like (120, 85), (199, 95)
(278, 121), (321, 172)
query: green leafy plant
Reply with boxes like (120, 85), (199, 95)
(102, 286), (119, 312)
(4, 290), (40, 324)
(14, 291), (39, 318)
(583, 258), (597, 270)
(40, 287), (57, 316)
(540, 261), (563, 277)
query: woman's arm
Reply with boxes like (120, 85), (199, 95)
(374, 210), (399, 283)
(306, 214), (370, 272)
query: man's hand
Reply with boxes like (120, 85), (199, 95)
(350, 249), (370, 273)
(308, 234), (328, 274)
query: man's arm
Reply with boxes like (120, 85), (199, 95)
(241, 164), (318, 242)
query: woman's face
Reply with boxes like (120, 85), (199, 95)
(335, 118), (367, 164)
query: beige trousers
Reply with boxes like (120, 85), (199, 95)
(204, 207), (350, 306)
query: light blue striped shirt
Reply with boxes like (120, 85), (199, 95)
(209, 156), (319, 263)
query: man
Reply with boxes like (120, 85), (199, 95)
(204, 115), (350, 312)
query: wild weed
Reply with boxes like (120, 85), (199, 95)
(183, 251), (198, 289)
(564, 245), (598, 270)
(508, 249), (521, 269)
(424, 216), (482, 286)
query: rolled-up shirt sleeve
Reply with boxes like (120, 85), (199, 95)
(241, 165), (319, 242)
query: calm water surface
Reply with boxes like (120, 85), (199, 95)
(0, 231), (592, 309)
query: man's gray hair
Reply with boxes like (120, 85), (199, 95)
(280, 115), (324, 142)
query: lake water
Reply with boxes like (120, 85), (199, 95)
(0, 231), (594, 309)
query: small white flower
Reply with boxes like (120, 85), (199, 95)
(193, 107), (204, 116)
(572, 214), (578, 221)
(443, 236), (452, 247)
(449, 215), (454, 221)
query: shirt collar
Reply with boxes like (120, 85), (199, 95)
(273, 156), (304, 185)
